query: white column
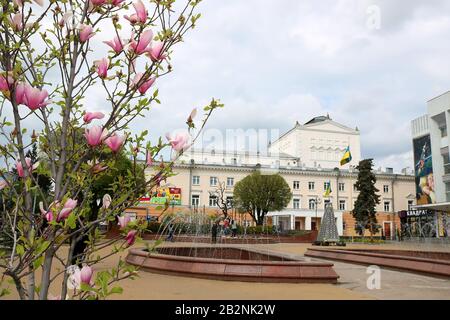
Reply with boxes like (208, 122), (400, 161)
(305, 216), (312, 231)
(290, 214), (295, 230)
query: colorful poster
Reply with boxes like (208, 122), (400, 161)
(413, 135), (435, 205)
(148, 187), (182, 205)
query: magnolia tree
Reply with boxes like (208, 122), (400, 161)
(0, 0), (222, 300)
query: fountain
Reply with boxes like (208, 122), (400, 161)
(125, 210), (339, 283)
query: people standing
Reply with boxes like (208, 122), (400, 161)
(231, 219), (238, 238)
(166, 223), (175, 242)
(211, 221), (219, 244)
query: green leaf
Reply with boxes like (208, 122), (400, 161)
(33, 256), (44, 269)
(65, 212), (77, 230)
(109, 287), (123, 295)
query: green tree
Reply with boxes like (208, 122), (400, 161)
(352, 159), (381, 240)
(233, 171), (292, 226)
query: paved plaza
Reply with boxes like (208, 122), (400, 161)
(2, 242), (450, 300)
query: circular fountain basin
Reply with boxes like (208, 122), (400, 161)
(126, 246), (339, 283)
(305, 248), (450, 278)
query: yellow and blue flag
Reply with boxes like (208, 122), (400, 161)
(324, 181), (332, 197)
(340, 146), (352, 166)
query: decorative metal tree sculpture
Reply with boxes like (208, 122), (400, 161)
(317, 203), (340, 243)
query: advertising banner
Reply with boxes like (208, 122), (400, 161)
(413, 135), (435, 205)
(147, 187), (182, 205)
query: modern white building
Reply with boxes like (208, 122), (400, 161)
(410, 91), (450, 238)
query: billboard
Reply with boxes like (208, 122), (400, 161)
(147, 187), (182, 205)
(413, 135), (435, 205)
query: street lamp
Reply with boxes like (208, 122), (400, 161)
(313, 196), (322, 231)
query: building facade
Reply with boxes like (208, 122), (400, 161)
(410, 91), (450, 238)
(127, 115), (415, 238)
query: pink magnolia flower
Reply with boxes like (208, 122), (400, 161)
(0, 76), (9, 92)
(104, 133), (126, 153)
(111, 0), (125, 5)
(0, 179), (8, 190)
(148, 42), (167, 62)
(10, 13), (23, 31)
(58, 198), (77, 222)
(118, 215), (130, 229)
(80, 266), (93, 285)
(124, 0), (147, 24)
(167, 132), (191, 152)
(91, 162), (108, 174)
(40, 201), (60, 223)
(95, 58), (109, 79)
(125, 230), (138, 246)
(16, 157), (39, 178)
(79, 24), (95, 43)
(83, 111), (105, 124)
(104, 36), (124, 54)
(102, 194), (112, 210)
(146, 150), (153, 166)
(85, 125), (108, 147)
(129, 30), (153, 55)
(90, 0), (106, 6)
(14, 0), (44, 7)
(132, 73), (155, 95)
(16, 84), (50, 110)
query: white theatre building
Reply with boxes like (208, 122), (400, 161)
(163, 115), (414, 237)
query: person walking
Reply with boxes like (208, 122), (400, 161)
(211, 221), (219, 244)
(231, 219), (238, 238)
(166, 223), (175, 242)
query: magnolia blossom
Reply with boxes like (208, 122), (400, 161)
(79, 24), (95, 43)
(40, 201), (60, 223)
(85, 125), (108, 147)
(102, 194), (112, 210)
(10, 13), (23, 31)
(104, 36), (124, 54)
(57, 198), (78, 221)
(148, 42), (167, 62)
(95, 58), (109, 79)
(124, 0), (147, 24)
(79, 266), (93, 285)
(0, 179), (8, 190)
(15, 83), (50, 110)
(104, 133), (126, 153)
(130, 30), (153, 55)
(14, 0), (44, 7)
(16, 157), (39, 178)
(125, 230), (137, 246)
(118, 215), (130, 229)
(83, 111), (105, 124)
(91, 162), (108, 174)
(132, 73), (155, 94)
(167, 132), (191, 152)
(90, 0), (107, 5)
(187, 108), (197, 124)
(70, 265), (93, 289)
(0, 76), (8, 92)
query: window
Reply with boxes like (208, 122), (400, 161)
(192, 175), (200, 185)
(384, 201), (391, 212)
(383, 185), (389, 193)
(324, 182), (330, 191)
(353, 184), (358, 192)
(209, 195), (218, 207)
(293, 181), (300, 190)
(210, 177), (218, 186)
(191, 195), (200, 207)
(226, 196), (234, 207)
(308, 182), (315, 191)
(309, 199), (316, 210)
(293, 199), (300, 209)
(408, 200), (414, 210)
(338, 183), (345, 192)
(339, 200), (346, 211)
(227, 177), (234, 187)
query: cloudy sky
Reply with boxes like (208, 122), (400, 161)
(6, 0), (450, 173)
(138, 0), (450, 172)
